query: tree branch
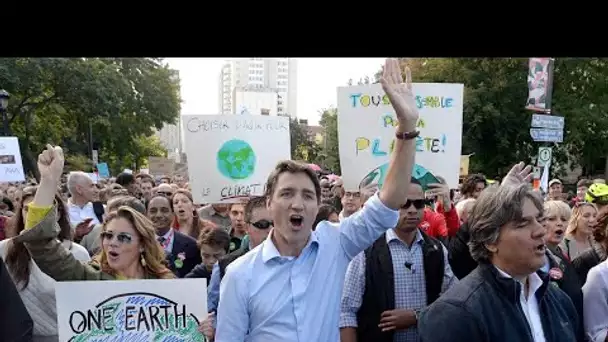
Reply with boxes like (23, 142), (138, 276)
(10, 94), (57, 124)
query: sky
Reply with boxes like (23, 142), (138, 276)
(164, 58), (386, 125)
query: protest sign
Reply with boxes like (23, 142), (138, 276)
(337, 83), (464, 190)
(182, 115), (291, 203)
(55, 279), (207, 342)
(0, 136), (24, 182)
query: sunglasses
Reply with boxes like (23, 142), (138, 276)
(249, 219), (273, 229)
(157, 191), (173, 197)
(401, 199), (427, 210)
(100, 231), (134, 244)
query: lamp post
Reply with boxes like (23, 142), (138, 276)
(0, 90), (9, 136)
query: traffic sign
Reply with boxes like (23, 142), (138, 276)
(537, 147), (552, 167)
(531, 114), (565, 130)
(530, 128), (563, 143)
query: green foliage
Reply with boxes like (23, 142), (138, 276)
(290, 118), (321, 163)
(375, 58), (608, 179)
(317, 108), (340, 174)
(0, 58), (181, 178)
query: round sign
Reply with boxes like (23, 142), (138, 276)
(538, 148), (552, 166)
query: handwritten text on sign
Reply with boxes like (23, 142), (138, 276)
(337, 83), (464, 190)
(55, 279), (207, 342)
(182, 115), (291, 204)
(0, 137), (25, 182)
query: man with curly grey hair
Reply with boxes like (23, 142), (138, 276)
(419, 163), (581, 342)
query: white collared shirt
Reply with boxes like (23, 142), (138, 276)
(67, 200), (100, 227)
(495, 266), (546, 342)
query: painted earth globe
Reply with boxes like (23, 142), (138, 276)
(216, 139), (256, 180)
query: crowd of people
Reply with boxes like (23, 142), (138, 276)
(1, 59), (608, 342)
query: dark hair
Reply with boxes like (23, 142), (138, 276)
(577, 179), (593, 189)
(5, 188), (72, 289)
(245, 196), (267, 223)
(198, 228), (231, 253)
(115, 173), (135, 187)
(0, 196), (14, 212)
(140, 177), (156, 187)
(461, 173), (487, 197)
(313, 204), (338, 229)
(265, 160), (321, 203)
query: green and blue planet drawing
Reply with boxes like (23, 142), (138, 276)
(359, 163), (439, 191)
(217, 139), (256, 180)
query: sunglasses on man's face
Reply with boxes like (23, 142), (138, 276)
(249, 219), (273, 229)
(401, 199), (427, 210)
(157, 191), (173, 197)
(100, 231), (134, 244)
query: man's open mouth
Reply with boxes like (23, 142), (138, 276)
(290, 215), (304, 227)
(554, 229), (564, 236)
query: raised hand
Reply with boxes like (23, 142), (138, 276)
(501, 162), (533, 187)
(380, 58), (419, 126)
(37, 144), (64, 181)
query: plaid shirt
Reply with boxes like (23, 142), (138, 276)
(340, 228), (457, 342)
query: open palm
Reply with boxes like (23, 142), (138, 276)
(380, 58), (419, 124)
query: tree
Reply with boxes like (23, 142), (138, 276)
(289, 118), (321, 163)
(0, 58), (180, 178)
(317, 108), (340, 174)
(374, 58), (608, 179)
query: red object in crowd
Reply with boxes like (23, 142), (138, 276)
(418, 202), (460, 239)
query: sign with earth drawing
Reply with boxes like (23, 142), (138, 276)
(55, 279), (207, 342)
(182, 114), (291, 203)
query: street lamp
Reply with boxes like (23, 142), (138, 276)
(0, 90), (9, 136)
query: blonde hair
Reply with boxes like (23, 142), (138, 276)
(544, 200), (572, 221)
(94, 206), (174, 279)
(566, 202), (597, 236)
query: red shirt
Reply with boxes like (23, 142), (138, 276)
(418, 203), (460, 239)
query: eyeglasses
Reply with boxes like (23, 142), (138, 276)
(157, 191), (173, 197)
(100, 231), (134, 244)
(401, 199), (427, 210)
(249, 219), (273, 229)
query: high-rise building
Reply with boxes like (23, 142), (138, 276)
(155, 116), (182, 154)
(218, 58), (297, 117)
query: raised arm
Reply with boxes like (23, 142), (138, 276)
(14, 145), (105, 281)
(377, 58), (419, 210)
(338, 59), (420, 258)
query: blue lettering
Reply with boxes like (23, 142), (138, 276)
(415, 136), (424, 152)
(350, 93), (361, 107)
(371, 139), (387, 156)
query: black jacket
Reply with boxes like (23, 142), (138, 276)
(166, 231), (201, 278)
(184, 263), (212, 283)
(419, 263), (580, 342)
(546, 246), (585, 342)
(0, 258), (33, 342)
(572, 241), (605, 286)
(447, 222), (478, 279)
(357, 231), (445, 342)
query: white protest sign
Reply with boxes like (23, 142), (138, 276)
(0, 136), (25, 182)
(537, 147), (552, 167)
(337, 83), (464, 190)
(55, 279), (207, 342)
(182, 115), (291, 203)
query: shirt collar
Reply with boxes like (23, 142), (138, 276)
(68, 199), (92, 210)
(494, 265), (544, 296)
(262, 228), (319, 263)
(162, 228), (174, 239)
(386, 228), (424, 246)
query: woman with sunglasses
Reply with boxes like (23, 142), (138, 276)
(13, 145), (174, 283)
